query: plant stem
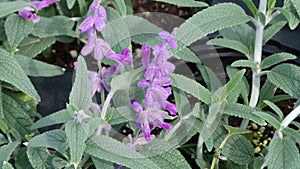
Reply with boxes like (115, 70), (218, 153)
(241, 0), (268, 129)
(101, 91), (114, 120)
(210, 134), (231, 169)
(281, 105), (300, 128)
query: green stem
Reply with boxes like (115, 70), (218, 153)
(101, 91), (114, 120)
(210, 134), (231, 169)
(241, 0), (268, 129)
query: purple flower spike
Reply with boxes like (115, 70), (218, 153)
(81, 38), (113, 61)
(141, 44), (151, 69)
(34, 0), (60, 10)
(107, 48), (132, 66)
(78, 16), (94, 33)
(165, 101), (177, 115)
(18, 9), (40, 23)
(131, 99), (143, 113)
(158, 27), (178, 49)
(88, 71), (102, 96)
(94, 6), (107, 32)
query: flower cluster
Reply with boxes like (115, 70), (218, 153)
(18, 0), (60, 23)
(78, 1), (113, 61)
(131, 28), (178, 141)
(77, 1), (132, 96)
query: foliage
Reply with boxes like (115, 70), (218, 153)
(0, 0), (299, 169)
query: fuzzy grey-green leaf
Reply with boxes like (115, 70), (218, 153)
(65, 121), (88, 164)
(0, 141), (19, 162)
(176, 3), (251, 46)
(86, 135), (159, 169)
(155, 0), (207, 7)
(17, 37), (56, 58)
(0, 1), (31, 18)
(16, 54), (64, 77)
(268, 64), (300, 98)
(222, 135), (254, 165)
(31, 109), (72, 130)
(261, 53), (297, 69)
(209, 38), (249, 56)
(5, 14), (34, 48)
(171, 73), (211, 104)
(0, 48), (40, 100)
(268, 137), (300, 169)
(69, 56), (92, 111)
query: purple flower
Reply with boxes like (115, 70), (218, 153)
(88, 71), (102, 96)
(107, 48), (132, 66)
(18, 0), (60, 23)
(141, 44), (151, 69)
(18, 9), (40, 23)
(158, 27), (178, 49)
(81, 37), (113, 60)
(78, 2), (106, 33)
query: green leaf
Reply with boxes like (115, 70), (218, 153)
(226, 66), (249, 104)
(110, 68), (143, 92)
(15, 54), (64, 77)
(27, 147), (53, 169)
(0, 141), (19, 161)
(263, 21), (287, 44)
(66, 0), (76, 9)
(259, 79), (276, 102)
(291, 0), (300, 16)
(69, 56), (92, 112)
(208, 38), (250, 56)
(268, 0), (277, 9)
(260, 53), (297, 69)
(17, 37), (56, 58)
(219, 23), (255, 50)
(110, 0), (127, 16)
(65, 121), (88, 165)
(222, 135), (254, 165)
(5, 14), (34, 48)
(0, 1), (31, 18)
(283, 127), (300, 144)
(171, 73), (211, 105)
(2, 93), (33, 137)
(196, 64), (222, 92)
(253, 111), (281, 129)
(155, 0), (208, 7)
(242, 0), (257, 15)
(107, 106), (136, 125)
(28, 129), (66, 154)
(223, 103), (266, 125)
(279, 0), (300, 30)
(85, 135), (159, 169)
(268, 138), (300, 169)
(0, 85), (2, 118)
(0, 133), (8, 145)
(175, 3), (250, 47)
(253, 156), (265, 169)
(256, 12), (266, 25)
(77, 0), (87, 15)
(162, 106), (203, 146)
(219, 69), (246, 103)
(2, 161), (14, 169)
(32, 16), (78, 38)
(173, 87), (191, 117)
(268, 64), (300, 98)
(224, 125), (251, 135)
(231, 60), (257, 69)
(138, 139), (192, 169)
(91, 157), (115, 169)
(15, 147), (34, 169)
(0, 48), (40, 100)
(102, 7), (131, 53)
(31, 109), (73, 130)
(263, 100), (284, 120)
